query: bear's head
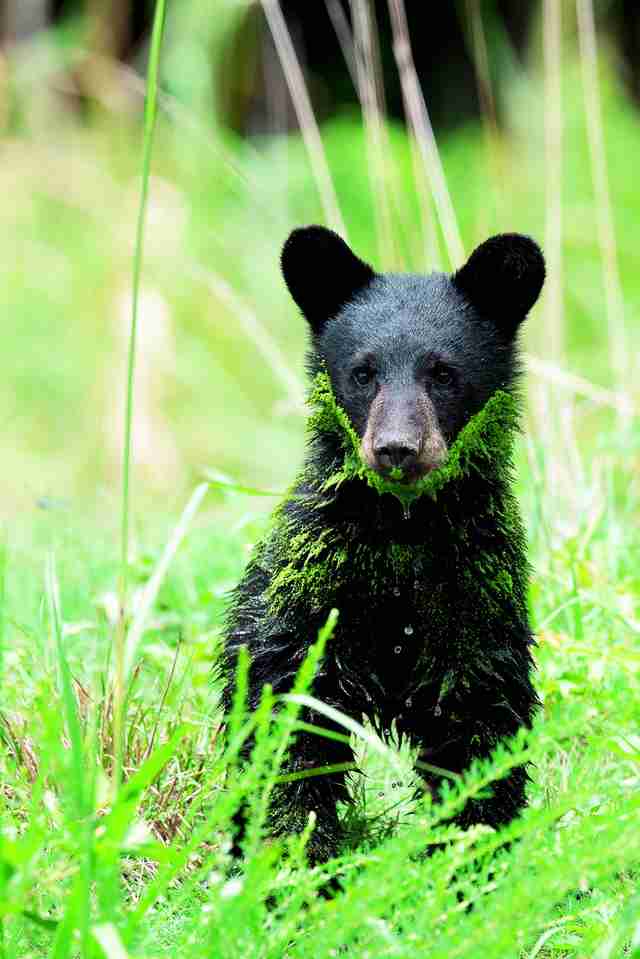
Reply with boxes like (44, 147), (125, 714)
(282, 226), (545, 484)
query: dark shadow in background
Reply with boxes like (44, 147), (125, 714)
(1, 1), (639, 134)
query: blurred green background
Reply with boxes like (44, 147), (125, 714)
(0, 0), (638, 520)
(2, 6), (640, 954)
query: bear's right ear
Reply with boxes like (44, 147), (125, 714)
(452, 233), (545, 338)
(281, 226), (376, 334)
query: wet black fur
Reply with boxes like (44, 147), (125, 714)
(223, 227), (545, 864)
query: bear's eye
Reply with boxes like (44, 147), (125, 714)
(353, 366), (374, 387)
(432, 364), (454, 387)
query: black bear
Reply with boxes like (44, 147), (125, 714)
(223, 226), (545, 864)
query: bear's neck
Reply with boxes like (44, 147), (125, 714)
(299, 427), (506, 544)
(264, 424), (524, 623)
(261, 379), (524, 620)
(297, 372), (520, 535)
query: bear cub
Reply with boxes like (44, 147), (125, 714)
(223, 226), (545, 864)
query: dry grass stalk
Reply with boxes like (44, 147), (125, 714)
(524, 352), (633, 415)
(260, 0), (347, 238)
(106, 287), (181, 491)
(325, 0), (358, 89)
(3, 0), (48, 42)
(123, 482), (210, 680)
(464, 0), (506, 230)
(326, 1), (414, 269)
(407, 125), (441, 271)
(350, 0), (397, 267)
(188, 262), (305, 409)
(535, 0), (566, 500)
(386, 0), (465, 269)
(465, 0), (499, 140)
(543, 0), (564, 365)
(576, 0), (628, 387)
(144, 638), (181, 763)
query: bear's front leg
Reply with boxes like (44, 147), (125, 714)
(228, 691), (355, 863)
(269, 712), (355, 865)
(401, 653), (537, 831)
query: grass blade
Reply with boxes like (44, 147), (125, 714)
(45, 552), (85, 819)
(114, 0), (168, 791)
(386, 0), (465, 269)
(543, 0), (564, 365)
(261, 0), (347, 237)
(92, 924), (131, 959)
(123, 482), (210, 680)
(576, 0), (628, 387)
(283, 693), (406, 777)
(350, 0), (397, 267)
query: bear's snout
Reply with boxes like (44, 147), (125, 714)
(362, 388), (448, 481)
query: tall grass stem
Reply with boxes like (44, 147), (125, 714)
(114, 0), (167, 793)
(325, 0), (358, 89)
(350, 0), (397, 267)
(261, 0), (347, 237)
(543, 0), (564, 365)
(523, 353), (632, 414)
(576, 0), (627, 389)
(123, 482), (210, 680)
(464, 0), (505, 229)
(386, 0), (465, 269)
(188, 262), (305, 407)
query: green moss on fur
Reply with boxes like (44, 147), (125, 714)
(308, 371), (519, 510)
(264, 374), (523, 620)
(265, 516), (343, 614)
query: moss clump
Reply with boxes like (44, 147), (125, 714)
(266, 523), (346, 615)
(308, 371), (519, 511)
(262, 374), (523, 620)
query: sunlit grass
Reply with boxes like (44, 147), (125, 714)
(0, 1), (639, 957)
(0, 453), (639, 957)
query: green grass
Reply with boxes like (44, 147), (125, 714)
(114, 0), (167, 806)
(1, 1), (640, 956)
(0, 459), (639, 957)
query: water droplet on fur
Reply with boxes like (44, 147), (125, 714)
(393, 586), (401, 597)
(404, 625), (414, 636)
(394, 645), (402, 654)
(434, 704), (442, 717)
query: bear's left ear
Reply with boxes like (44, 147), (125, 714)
(452, 233), (545, 337)
(281, 225), (376, 334)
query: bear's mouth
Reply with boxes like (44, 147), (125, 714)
(376, 462), (438, 485)
(366, 440), (449, 483)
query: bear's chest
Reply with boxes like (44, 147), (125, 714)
(327, 544), (453, 699)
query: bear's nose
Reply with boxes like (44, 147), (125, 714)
(374, 443), (419, 472)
